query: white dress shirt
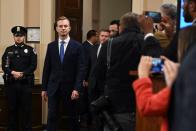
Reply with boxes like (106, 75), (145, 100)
(58, 36), (70, 54)
(97, 44), (102, 57)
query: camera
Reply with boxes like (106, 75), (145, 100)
(91, 96), (122, 131)
(144, 11), (161, 23)
(151, 58), (164, 73)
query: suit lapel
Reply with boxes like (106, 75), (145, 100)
(53, 40), (62, 65)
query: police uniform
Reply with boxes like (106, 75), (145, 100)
(1, 26), (37, 131)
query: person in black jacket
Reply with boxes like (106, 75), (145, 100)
(81, 29), (98, 125)
(97, 12), (143, 131)
(2, 26), (37, 131)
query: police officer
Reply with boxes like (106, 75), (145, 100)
(1, 26), (37, 131)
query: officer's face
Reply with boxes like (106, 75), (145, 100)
(56, 19), (71, 38)
(13, 35), (25, 44)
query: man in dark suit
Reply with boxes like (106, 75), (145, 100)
(83, 30), (98, 87)
(97, 12), (143, 131)
(169, 43), (196, 131)
(88, 29), (110, 103)
(168, 0), (196, 131)
(87, 29), (110, 131)
(81, 29), (98, 125)
(41, 16), (85, 131)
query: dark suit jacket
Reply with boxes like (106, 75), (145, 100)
(42, 39), (85, 96)
(169, 44), (196, 131)
(142, 36), (163, 57)
(82, 40), (94, 80)
(87, 44), (106, 101)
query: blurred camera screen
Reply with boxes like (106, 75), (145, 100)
(179, 0), (192, 28)
(151, 58), (163, 73)
(145, 11), (161, 23)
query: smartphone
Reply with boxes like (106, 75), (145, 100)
(144, 11), (161, 23)
(151, 58), (164, 73)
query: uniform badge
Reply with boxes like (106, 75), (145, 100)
(24, 49), (28, 53)
(33, 48), (37, 54)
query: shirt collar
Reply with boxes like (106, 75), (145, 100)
(59, 36), (70, 44)
(15, 43), (24, 47)
(87, 40), (94, 46)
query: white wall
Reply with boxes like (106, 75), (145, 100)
(83, 0), (93, 41)
(99, 0), (131, 29)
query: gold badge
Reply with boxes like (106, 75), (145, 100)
(17, 26), (20, 32)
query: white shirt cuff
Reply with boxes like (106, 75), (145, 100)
(144, 33), (154, 40)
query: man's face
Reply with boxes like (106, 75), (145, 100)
(183, 0), (194, 22)
(99, 31), (110, 44)
(14, 35), (25, 44)
(109, 24), (119, 37)
(91, 33), (98, 44)
(56, 19), (71, 38)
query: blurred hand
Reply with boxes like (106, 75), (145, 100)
(138, 56), (153, 79)
(161, 56), (180, 87)
(83, 80), (88, 87)
(158, 16), (175, 39)
(41, 91), (48, 102)
(71, 90), (79, 100)
(11, 71), (23, 79)
(138, 15), (154, 34)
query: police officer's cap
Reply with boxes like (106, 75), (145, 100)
(11, 26), (27, 37)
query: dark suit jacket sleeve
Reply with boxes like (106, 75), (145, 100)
(142, 36), (163, 57)
(23, 47), (37, 75)
(42, 45), (51, 91)
(173, 47), (196, 131)
(164, 33), (178, 62)
(74, 44), (86, 91)
(82, 42), (91, 81)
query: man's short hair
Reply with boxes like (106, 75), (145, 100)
(120, 12), (140, 30)
(54, 16), (70, 30)
(110, 19), (120, 26)
(99, 29), (110, 34)
(87, 30), (97, 40)
(160, 3), (177, 21)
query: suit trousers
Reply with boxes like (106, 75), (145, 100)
(47, 85), (80, 131)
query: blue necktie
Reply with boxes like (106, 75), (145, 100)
(60, 41), (65, 63)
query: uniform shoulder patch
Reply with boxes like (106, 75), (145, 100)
(33, 48), (37, 54)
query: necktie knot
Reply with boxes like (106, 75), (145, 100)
(61, 41), (65, 45)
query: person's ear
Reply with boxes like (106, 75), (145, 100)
(68, 26), (71, 32)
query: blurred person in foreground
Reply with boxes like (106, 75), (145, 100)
(97, 12), (143, 131)
(164, 0), (196, 62)
(133, 25), (196, 131)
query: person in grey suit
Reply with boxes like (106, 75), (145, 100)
(41, 16), (85, 131)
